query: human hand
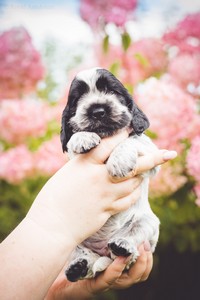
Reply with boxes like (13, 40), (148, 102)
(45, 242), (152, 300)
(27, 128), (177, 249)
(27, 130), (142, 247)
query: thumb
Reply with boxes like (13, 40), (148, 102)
(134, 149), (177, 175)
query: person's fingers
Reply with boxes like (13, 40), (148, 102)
(110, 175), (142, 198)
(127, 243), (152, 282)
(140, 250), (153, 281)
(109, 185), (141, 214)
(132, 149), (177, 176)
(91, 257), (128, 293)
(84, 130), (129, 164)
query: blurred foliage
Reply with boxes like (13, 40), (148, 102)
(0, 177), (48, 241)
(151, 184), (200, 253)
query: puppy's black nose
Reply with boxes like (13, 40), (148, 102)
(92, 107), (106, 119)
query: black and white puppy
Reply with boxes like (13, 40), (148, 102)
(61, 67), (160, 282)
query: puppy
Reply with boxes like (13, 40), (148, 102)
(61, 67), (160, 282)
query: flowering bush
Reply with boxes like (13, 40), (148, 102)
(0, 99), (48, 144)
(167, 54), (200, 90)
(0, 3), (200, 254)
(163, 12), (200, 55)
(0, 145), (34, 184)
(34, 135), (67, 176)
(80, 0), (137, 29)
(0, 27), (44, 99)
(134, 77), (200, 151)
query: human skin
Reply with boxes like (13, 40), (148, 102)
(0, 130), (177, 300)
(45, 243), (153, 300)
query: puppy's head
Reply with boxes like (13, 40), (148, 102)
(61, 68), (149, 152)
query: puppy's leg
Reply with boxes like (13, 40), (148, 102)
(108, 212), (160, 265)
(106, 137), (138, 177)
(92, 256), (113, 276)
(67, 131), (101, 158)
(65, 244), (101, 282)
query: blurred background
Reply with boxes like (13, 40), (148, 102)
(0, 1), (200, 299)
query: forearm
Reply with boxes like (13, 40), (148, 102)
(0, 216), (75, 300)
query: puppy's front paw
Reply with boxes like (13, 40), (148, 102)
(106, 142), (137, 177)
(67, 132), (101, 157)
(65, 258), (88, 282)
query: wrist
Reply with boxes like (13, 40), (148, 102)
(0, 215), (77, 299)
(26, 199), (78, 251)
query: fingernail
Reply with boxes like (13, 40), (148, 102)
(163, 150), (177, 161)
(144, 240), (151, 252)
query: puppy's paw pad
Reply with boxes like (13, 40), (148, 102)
(108, 239), (134, 257)
(67, 132), (101, 155)
(65, 259), (88, 282)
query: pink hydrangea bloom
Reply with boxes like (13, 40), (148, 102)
(134, 77), (200, 152)
(187, 136), (200, 182)
(168, 54), (200, 89)
(97, 38), (167, 85)
(80, 0), (137, 28)
(163, 12), (200, 54)
(0, 145), (34, 184)
(0, 99), (48, 144)
(0, 27), (44, 99)
(34, 136), (67, 176)
(150, 162), (187, 197)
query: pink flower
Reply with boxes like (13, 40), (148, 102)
(163, 12), (200, 54)
(134, 77), (200, 152)
(34, 136), (67, 176)
(168, 54), (200, 89)
(80, 0), (137, 29)
(0, 145), (34, 184)
(0, 99), (48, 144)
(0, 27), (44, 99)
(150, 162), (187, 197)
(187, 136), (200, 182)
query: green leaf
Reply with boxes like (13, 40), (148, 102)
(109, 61), (120, 77)
(102, 35), (109, 53)
(121, 31), (131, 51)
(134, 52), (149, 67)
(146, 129), (158, 139)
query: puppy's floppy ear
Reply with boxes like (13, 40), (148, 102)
(60, 77), (89, 152)
(60, 106), (73, 152)
(131, 103), (150, 135)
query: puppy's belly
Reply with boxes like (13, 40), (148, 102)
(82, 211), (134, 257)
(83, 238), (110, 256)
